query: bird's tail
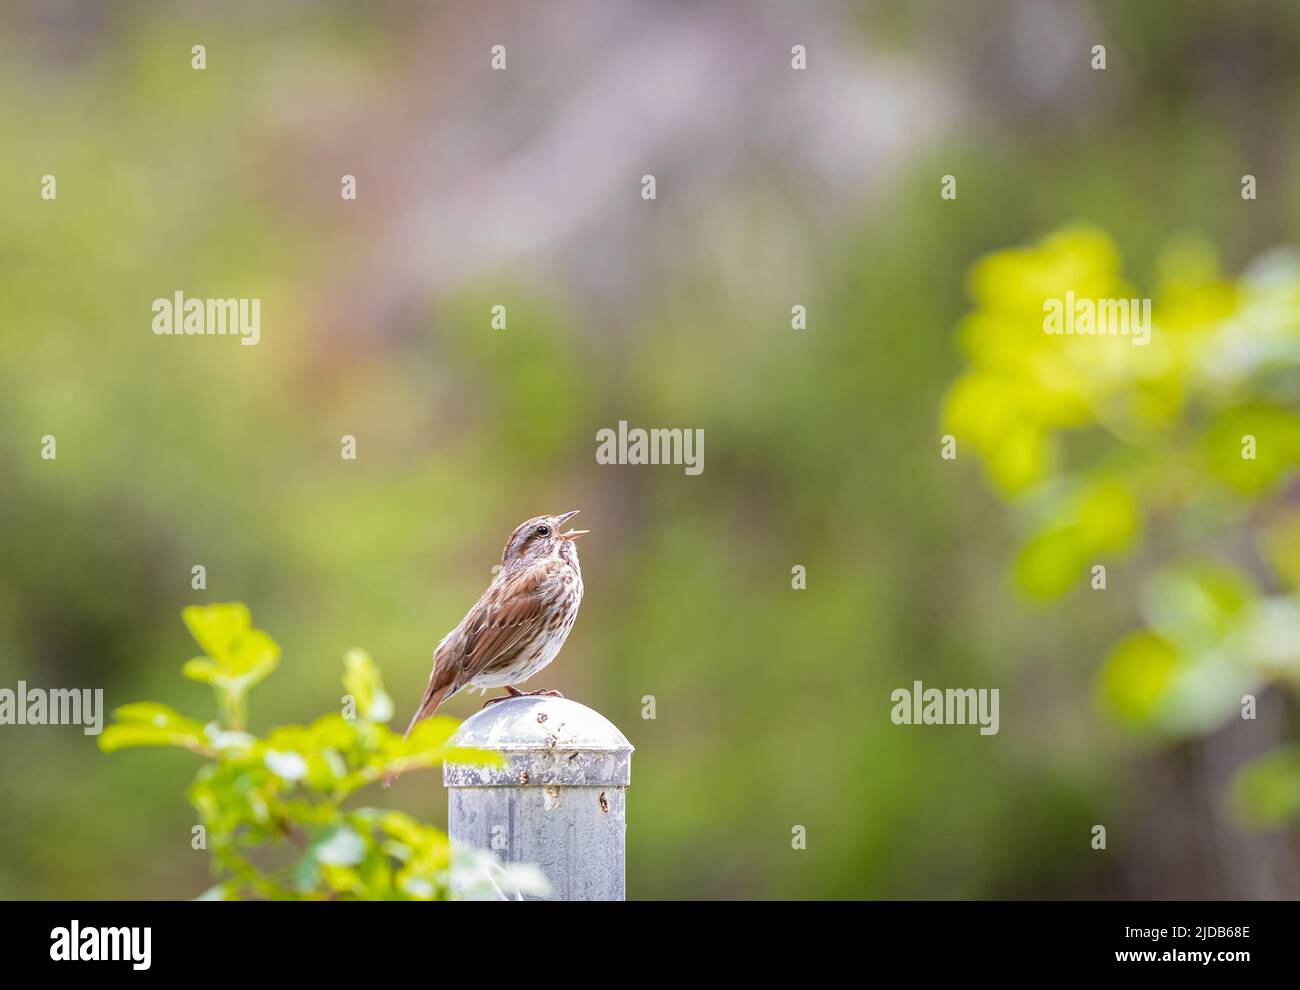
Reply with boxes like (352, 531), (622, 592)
(383, 681), (453, 788)
(402, 682), (453, 739)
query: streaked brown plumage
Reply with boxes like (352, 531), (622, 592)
(386, 511), (587, 784)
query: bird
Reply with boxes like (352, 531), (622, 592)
(385, 510), (588, 785)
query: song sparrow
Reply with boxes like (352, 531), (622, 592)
(386, 510), (588, 784)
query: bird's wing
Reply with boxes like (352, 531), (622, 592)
(395, 564), (553, 755)
(448, 564), (553, 689)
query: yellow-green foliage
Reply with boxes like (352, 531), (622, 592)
(945, 227), (1300, 824)
(100, 603), (494, 900)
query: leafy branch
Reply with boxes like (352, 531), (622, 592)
(944, 226), (1300, 827)
(100, 602), (501, 900)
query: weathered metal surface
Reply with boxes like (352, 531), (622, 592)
(444, 696), (633, 901)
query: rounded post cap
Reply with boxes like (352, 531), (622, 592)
(443, 696), (633, 788)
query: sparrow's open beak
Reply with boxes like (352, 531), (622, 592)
(555, 509), (588, 540)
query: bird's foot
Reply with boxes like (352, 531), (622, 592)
(482, 687), (564, 707)
(482, 686), (524, 707)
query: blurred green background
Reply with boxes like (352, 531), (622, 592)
(2, 0), (1299, 899)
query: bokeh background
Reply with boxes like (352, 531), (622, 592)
(2, 0), (1299, 899)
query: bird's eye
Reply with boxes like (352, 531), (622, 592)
(536, 525), (550, 537)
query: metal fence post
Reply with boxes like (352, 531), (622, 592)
(443, 695), (634, 900)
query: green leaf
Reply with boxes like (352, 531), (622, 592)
(181, 657), (221, 685)
(103, 605), (465, 899)
(181, 603), (280, 690)
(342, 648), (394, 723)
(182, 603), (253, 662)
(100, 722), (203, 752)
(1015, 524), (1086, 599)
(222, 629), (280, 684)
(1204, 405), (1300, 494)
(1231, 746), (1300, 828)
(1097, 631), (1181, 726)
(403, 715), (460, 754)
(1075, 481), (1139, 552)
(113, 701), (198, 729)
(1016, 481), (1140, 599)
(98, 702), (207, 752)
(1142, 563), (1251, 650)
